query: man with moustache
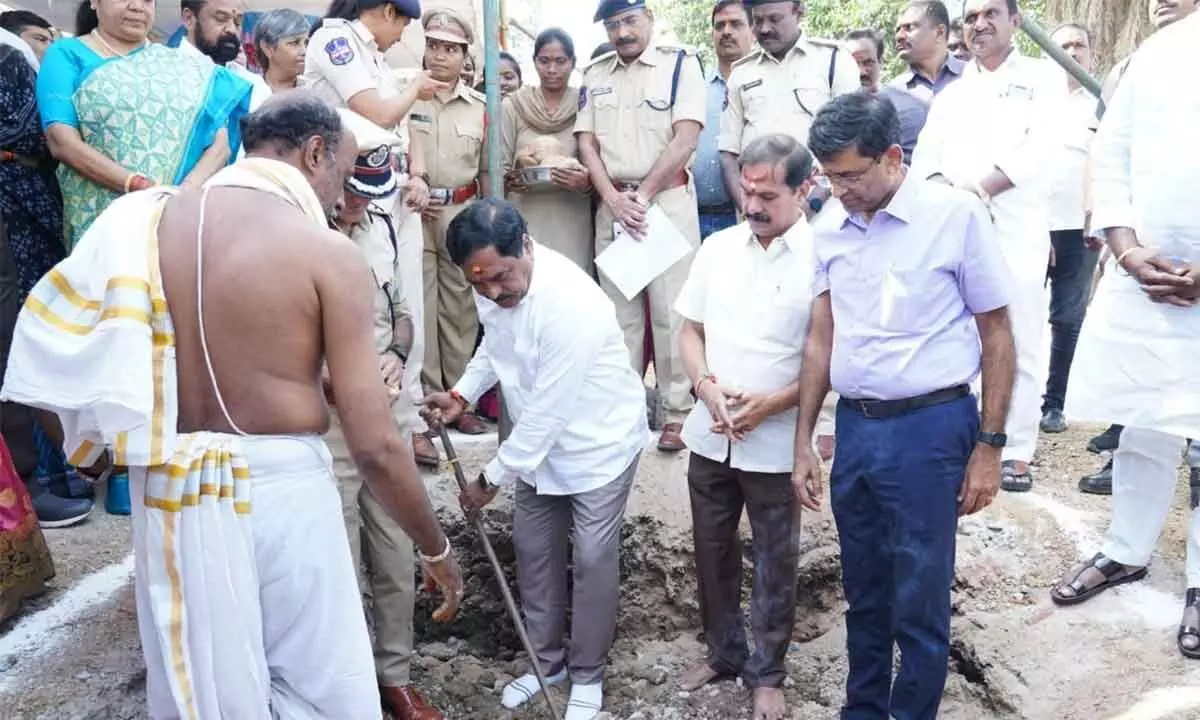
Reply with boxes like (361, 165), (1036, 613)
(576, 0), (706, 452)
(1039, 23), (1101, 438)
(719, 0), (859, 214)
(844, 28), (929, 164)
(695, 0), (754, 239)
(911, 0), (1067, 493)
(178, 0), (271, 111)
(1076, 0), (1199, 494)
(797, 91), (1015, 720)
(675, 134), (819, 720)
(423, 198), (648, 720)
(890, 0), (963, 103)
(948, 18), (971, 62)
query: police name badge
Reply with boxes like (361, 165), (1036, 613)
(325, 37), (354, 66)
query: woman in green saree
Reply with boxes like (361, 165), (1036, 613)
(37, 0), (253, 251)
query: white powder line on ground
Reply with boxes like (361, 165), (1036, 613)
(1017, 492), (1180, 629)
(0, 553), (135, 692)
(1107, 685), (1200, 720)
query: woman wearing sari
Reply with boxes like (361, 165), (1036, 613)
(36, 0), (252, 251)
(0, 431), (54, 624)
(500, 28), (593, 274)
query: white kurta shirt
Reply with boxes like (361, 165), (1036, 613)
(1066, 13), (1200, 438)
(454, 244), (648, 495)
(674, 220), (816, 474)
(911, 50), (1067, 276)
(1047, 86), (1097, 232)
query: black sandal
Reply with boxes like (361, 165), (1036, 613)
(1050, 552), (1148, 606)
(1001, 460), (1033, 493)
(1179, 588), (1200, 659)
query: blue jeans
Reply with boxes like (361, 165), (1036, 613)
(832, 394), (979, 720)
(1042, 229), (1100, 412)
(698, 208), (737, 240)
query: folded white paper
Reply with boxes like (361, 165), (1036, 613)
(595, 205), (693, 301)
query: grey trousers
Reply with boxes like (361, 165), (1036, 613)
(512, 454), (639, 684)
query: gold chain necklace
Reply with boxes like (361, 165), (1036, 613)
(90, 29), (143, 57)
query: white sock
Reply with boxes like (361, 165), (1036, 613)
(565, 681), (604, 720)
(501, 669), (567, 709)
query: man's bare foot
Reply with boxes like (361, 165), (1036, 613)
(752, 687), (786, 720)
(679, 662), (722, 692)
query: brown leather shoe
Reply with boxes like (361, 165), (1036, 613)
(380, 685), (444, 720)
(453, 412), (489, 435)
(657, 422), (685, 452)
(412, 432), (439, 468)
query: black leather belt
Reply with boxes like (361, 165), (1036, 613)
(842, 384), (971, 420)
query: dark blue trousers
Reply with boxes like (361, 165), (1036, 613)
(1042, 229), (1100, 412)
(831, 394), (979, 720)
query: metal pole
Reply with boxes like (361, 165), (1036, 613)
(436, 427), (562, 720)
(482, 0), (503, 197)
(1018, 17), (1103, 104)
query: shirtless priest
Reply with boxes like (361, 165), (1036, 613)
(1, 91), (463, 719)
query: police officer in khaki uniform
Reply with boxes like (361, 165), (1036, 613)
(304, 0), (446, 466)
(718, 0), (859, 211)
(325, 111), (445, 720)
(411, 8), (490, 435)
(576, 0), (706, 452)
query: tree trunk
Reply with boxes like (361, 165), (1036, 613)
(1043, 0), (1151, 73)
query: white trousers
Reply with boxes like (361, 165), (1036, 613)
(1101, 426), (1200, 587)
(392, 200), (427, 434)
(1002, 271), (1048, 463)
(131, 434), (380, 720)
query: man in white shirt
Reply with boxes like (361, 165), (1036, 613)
(422, 198), (648, 720)
(911, 0), (1067, 493)
(1039, 22), (1101, 436)
(1051, 11), (1200, 661)
(179, 0), (271, 111)
(673, 134), (817, 720)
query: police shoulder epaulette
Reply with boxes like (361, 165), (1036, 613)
(808, 37), (842, 52)
(732, 48), (763, 68)
(582, 50), (616, 71)
(464, 86), (486, 103)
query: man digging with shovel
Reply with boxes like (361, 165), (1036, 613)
(422, 198), (648, 720)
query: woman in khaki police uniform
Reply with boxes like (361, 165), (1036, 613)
(500, 27), (594, 275)
(409, 9), (489, 434)
(304, 0), (444, 468)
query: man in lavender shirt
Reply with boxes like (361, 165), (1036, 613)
(792, 92), (1016, 720)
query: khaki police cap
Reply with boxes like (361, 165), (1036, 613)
(423, 9), (474, 46)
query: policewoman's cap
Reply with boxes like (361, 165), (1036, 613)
(594, 0), (646, 23)
(423, 9), (474, 45)
(337, 109), (400, 199)
(386, 0), (421, 19)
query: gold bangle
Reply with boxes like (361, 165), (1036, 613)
(419, 537), (452, 564)
(1115, 246), (1141, 273)
(123, 173), (135, 193)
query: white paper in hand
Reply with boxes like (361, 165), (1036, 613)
(595, 205), (693, 301)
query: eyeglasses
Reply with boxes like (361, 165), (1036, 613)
(823, 158), (881, 188)
(602, 14), (643, 33)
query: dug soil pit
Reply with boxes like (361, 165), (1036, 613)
(408, 510), (1014, 719)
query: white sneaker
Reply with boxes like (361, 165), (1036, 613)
(564, 681), (603, 720)
(500, 669), (567, 709)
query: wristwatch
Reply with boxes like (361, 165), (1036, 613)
(977, 431), (1007, 448)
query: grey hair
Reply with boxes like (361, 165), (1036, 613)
(253, 9), (311, 73)
(241, 90), (344, 156)
(739, 134), (815, 191)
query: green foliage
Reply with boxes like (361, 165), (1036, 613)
(652, 0), (1049, 79)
